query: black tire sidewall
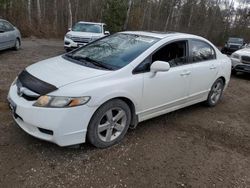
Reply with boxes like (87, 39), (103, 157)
(87, 99), (131, 148)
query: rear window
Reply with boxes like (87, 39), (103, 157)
(191, 40), (216, 62)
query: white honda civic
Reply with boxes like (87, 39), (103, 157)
(8, 31), (231, 148)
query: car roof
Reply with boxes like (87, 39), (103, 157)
(121, 31), (202, 39)
(77, 21), (105, 25)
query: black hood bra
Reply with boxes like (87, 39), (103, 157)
(17, 70), (58, 95)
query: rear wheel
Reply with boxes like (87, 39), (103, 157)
(206, 78), (224, 107)
(14, 39), (20, 50)
(87, 99), (131, 148)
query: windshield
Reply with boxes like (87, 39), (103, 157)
(68, 33), (159, 70)
(72, 23), (102, 33)
(228, 37), (244, 44)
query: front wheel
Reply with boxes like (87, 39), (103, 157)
(205, 78), (225, 107)
(87, 99), (131, 148)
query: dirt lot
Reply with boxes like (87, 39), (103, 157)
(0, 39), (250, 188)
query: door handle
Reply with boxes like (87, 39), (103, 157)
(210, 66), (216, 70)
(180, 71), (191, 76)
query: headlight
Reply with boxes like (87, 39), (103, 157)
(65, 34), (72, 39)
(33, 96), (90, 108)
(231, 53), (240, 59)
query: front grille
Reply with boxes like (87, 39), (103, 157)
(229, 45), (240, 49)
(241, 56), (250, 64)
(71, 37), (91, 43)
(22, 93), (39, 101)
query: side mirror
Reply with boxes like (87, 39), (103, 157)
(104, 31), (110, 35)
(150, 61), (170, 73)
(68, 28), (71, 32)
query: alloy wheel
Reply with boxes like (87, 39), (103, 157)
(97, 108), (127, 142)
(210, 81), (223, 104)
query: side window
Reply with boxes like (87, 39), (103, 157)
(133, 40), (188, 74)
(152, 41), (188, 67)
(191, 40), (216, 63)
(0, 21), (5, 31)
(3, 22), (14, 31)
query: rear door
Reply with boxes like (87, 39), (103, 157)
(187, 39), (219, 101)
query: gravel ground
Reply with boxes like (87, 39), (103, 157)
(0, 38), (250, 188)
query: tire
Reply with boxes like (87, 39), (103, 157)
(205, 78), (225, 107)
(87, 99), (131, 148)
(14, 39), (21, 51)
(231, 69), (237, 75)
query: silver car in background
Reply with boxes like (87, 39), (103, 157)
(0, 19), (21, 51)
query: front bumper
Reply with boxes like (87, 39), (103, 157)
(7, 84), (97, 146)
(64, 37), (88, 51)
(231, 58), (250, 73)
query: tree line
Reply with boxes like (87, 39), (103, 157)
(0, 0), (249, 45)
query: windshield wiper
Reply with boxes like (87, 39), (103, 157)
(65, 53), (114, 70)
(72, 55), (114, 70)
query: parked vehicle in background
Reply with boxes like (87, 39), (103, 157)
(8, 31), (231, 148)
(64, 21), (110, 52)
(231, 46), (250, 74)
(221, 37), (245, 55)
(0, 19), (21, 51)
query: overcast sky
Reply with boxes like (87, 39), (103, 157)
(234, 0), (250, 8)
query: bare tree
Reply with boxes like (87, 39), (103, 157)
(123, 0), (133, 30)
(37, 0), (41, 25)
(67, 0), (73, 28)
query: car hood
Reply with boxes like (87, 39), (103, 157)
(26, 56), (111, 88)
(234, 48), (250, 56)
(66, 31), (104, 38)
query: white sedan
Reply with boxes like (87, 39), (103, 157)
(8, 31), (231, 148)
(231, 46), (250, 74)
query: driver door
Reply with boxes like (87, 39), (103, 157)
(139, 40), (192, 120)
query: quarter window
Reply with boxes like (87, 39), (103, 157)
(191, 40), (216, 62)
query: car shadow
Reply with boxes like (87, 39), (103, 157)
(231, 73), (250, 81)
(0, 48), (19, 55)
